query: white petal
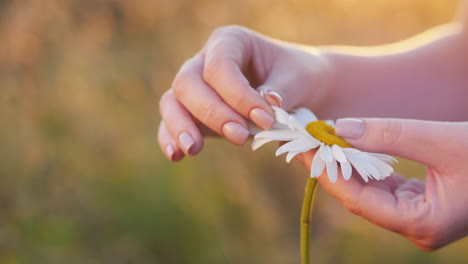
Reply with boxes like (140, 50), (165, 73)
(272, 122), (289, 130)
(365, 154), (394, 180)
(331, 145), (347, 163)
(272, 106), (290, 125)
(355, 153), (393, 180)
(286, 151), (301, 163)
(311, 153), (325, 178)
(344, 149), (370, 182)
(340, 161), (352, 180)
(326, 160), (338, 183)
(342, 148), (395, 182)
(291, 108), (317, 127)
(319, 145), (333, 163)
(288, 116), (305, 131)
(254, 130), (303, 141)
(275, 138), (318, 156)
(252, 137), (276, 151)
(369, 153), (398, 164)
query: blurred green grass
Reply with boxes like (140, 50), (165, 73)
(0, 0), (467, 263)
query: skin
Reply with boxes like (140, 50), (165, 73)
(158, 1), (468, 251)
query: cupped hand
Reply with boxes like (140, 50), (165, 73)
(158, 25), (331, 161)
(300, 118), (468, 251)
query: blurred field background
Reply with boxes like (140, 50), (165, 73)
(0, 0), (467, 263)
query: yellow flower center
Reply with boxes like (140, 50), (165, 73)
(305, 120), (351, 148)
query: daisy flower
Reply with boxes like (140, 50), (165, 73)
(250, 107), (396, 183)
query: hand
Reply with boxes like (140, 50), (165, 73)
(158, 25), (331, 161)
(300, 118), (468, 251)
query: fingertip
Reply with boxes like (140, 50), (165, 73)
(158, 121), (188, 162)
(257, 85), (283, 108)
(178, 131), (204, 156)
(222, 121), (249, 145)
(249, 108), (274, 130)
(166, 145), (175, 160)
(335, 118), (365, 140)
(165, 144), (185, 162)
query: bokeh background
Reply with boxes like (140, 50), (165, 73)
(1, 0), (467, 263)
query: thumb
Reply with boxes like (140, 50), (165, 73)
(335, 118), (465, 167)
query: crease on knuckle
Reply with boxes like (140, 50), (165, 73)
(203, 56), (224, 83)
(382, 119), (403, 148)
(231, 82), (255, 108)
(200, 102), (220, 125)
(211, 25), (246, 39)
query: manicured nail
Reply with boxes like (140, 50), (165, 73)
(222, 122), (249, 146)
(166, 145), (175, 161)
(335, 118), (365, 139)
(264, 91), (283, 107)
(179, 131), (195, 155)
(249, 108), (274, 130)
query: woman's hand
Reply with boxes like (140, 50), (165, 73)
(300, 118), (468, 251)
(158, 25), (331, 161)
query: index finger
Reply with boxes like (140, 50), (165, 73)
(202, 26), (275, 130)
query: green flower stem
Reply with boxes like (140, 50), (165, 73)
(301, 177), (319, 264)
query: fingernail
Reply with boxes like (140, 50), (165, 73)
(249, 108), (274, 130)
(335, 118), (365, 139)
(166, 145), (175, 161)
(179, 131), (195, 155)
(222, 122), (249, 146)
(265, 91), (283, 107)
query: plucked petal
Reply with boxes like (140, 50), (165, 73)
(326, 160), (338, 183)
(331, 145), (347, 163)
(340, 161), (353, 180)
(272, 106), (290, 125)
(311, 153), (326, 177)
(292, 108), (317, 127)
(319, 145), (333, 163)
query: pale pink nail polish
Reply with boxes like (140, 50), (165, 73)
(222, 122), (249, 145)
(179, 132), (195, 155)
(166, 145), (175, 160)
(250, 108), (274, 130)
(335, 118), (365, 139)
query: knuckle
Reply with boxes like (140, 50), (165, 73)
(172, 72), (195, 97)
(382, 119), (403, 148)
(203, 56), (224, 82)
(159, 90), (173, 115)
(200, 102), (220, 124)
(211, 25), (246, 39)
(231, 84), (255, 109)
